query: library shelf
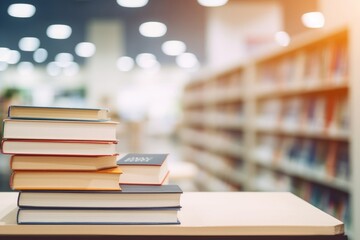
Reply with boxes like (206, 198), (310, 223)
(181, 25), (356, 236)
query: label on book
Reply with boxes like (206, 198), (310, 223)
(117, 154), (168, 166)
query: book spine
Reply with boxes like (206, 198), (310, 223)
(7, 105), (12, 117)
(9, 172), (15, 190)
(10, 155), (14, 170)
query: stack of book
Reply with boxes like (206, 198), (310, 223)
(1, 105), (182, 225)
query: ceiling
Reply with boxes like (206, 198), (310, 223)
(0, 0), (206, 66)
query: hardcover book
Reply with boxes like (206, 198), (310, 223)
(2, 119), (118, 141)
(10, 154), (118, 171)
(1, 139), (118, 156)
(18, 184), (183, 209)
(117, 153), (169, 185)
(17, 207), (180, 225)
(7, 105), (110, 121)
(11, 167), (122, 191)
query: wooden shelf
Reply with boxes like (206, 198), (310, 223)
(184, 113), (244, 129)
(256, 83), (349, 100)
(255, 126), (349, 141)
(180, 129), (244, 158)
(252, 157), (350, 193)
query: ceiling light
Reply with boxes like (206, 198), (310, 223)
(136, 53), (158, 69)
(162, 40), (186, 56)
(55, 53), (74, 68)
(17, 62), (34, 75)
(8, 3), (36, 18)
(0, 62), (8, 71)
(301, 12), (325, 28)
(47, 62), (62, 77)
(274, 31), (291, 47)
(139, 22), (167, 38)
(116, 56), (135, 72)
(116, 0), (148, 8)
(7, 50), (21, 64)
(64, 62), (79, 76)
(47, 24), (72, 39)
(75, 42), (96, 57)
(33, 48), (48, 63)
(0, 48), (11, 62)
(176, 53), (199, 69)
(19, 37), (40, 51)
(197, 0), (228, 7)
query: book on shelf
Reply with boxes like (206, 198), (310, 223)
(17, 207), (180, 225)
(10, 166), (122, 191)
(7, 105), (110, 121)
(2, 119), (117, 141)
(10, 154), (119, 171)
(18, 184), (183, 209)
(117, 153), (169, 185)
(1, 139), (118, 156)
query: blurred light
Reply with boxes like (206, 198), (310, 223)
(197, 0), (228, 7)
(75, 42), (96, 57)
(7, 50), (21, 64)
(46, 24), (72, 39)
(139, 22), (167, 38)
(116, 56), (134, 72)
(19, 37), (40, 51)
(274, 31), (291, 47)
(55, 53), (74, 68)
(136, 53), (158, 69)
(47, 62), (62, 76)
(116, 0), (148, 8)
(0, 62), (8, 71)
(301, 12), (325, 28)
(145, 61), (161, 74)
(162, 40), (186, 56)
(0, 48), (11, 62)
(33, 48), (48, 63)
(64, 62), (79, 76)
(17, 62), (34, 75)
(176, 53), (199, 68)
(8, 3), (36, 18)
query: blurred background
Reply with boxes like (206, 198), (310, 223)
(0, 0), (358, 238)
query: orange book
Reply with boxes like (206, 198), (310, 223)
(10, 154), (119, 171)
(10, 167), (122, 191)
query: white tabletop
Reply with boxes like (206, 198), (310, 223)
(0, 192), (344, 236)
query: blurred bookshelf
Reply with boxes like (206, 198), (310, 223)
(181, 26), (353, 234)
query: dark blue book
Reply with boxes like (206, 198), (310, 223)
(18, 184), (182, 209)
(17, 207), (181, 225)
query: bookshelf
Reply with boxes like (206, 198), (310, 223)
(181, 26), (354, 236)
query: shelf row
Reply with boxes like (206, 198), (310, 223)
(183, 82), (348, 108)
(180, 128), (350, 192)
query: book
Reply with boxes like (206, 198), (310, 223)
(117, 153), (169, 185)
(17, 207), (180, 225)
(1, 139), (118, 156)
(18, 185), (182, 209)
(7, 105), (110, 121)
(10, 167), (122, 190)
(10, 154), (118, 171)
(2, 119), (117, 141)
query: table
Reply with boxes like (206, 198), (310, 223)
(0, 192), (346, 239)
